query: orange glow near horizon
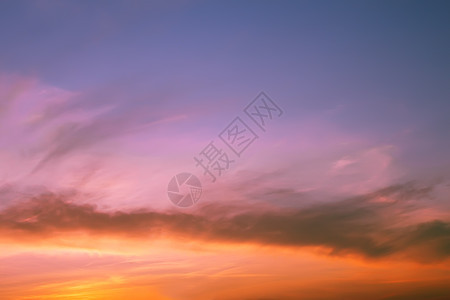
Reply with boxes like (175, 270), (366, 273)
(2, 233), (450, 300)
(1, 1), (450, 299)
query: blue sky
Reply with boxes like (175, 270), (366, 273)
(1, 0), (450, 206)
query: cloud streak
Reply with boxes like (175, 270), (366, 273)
(1, 183), (448, 263)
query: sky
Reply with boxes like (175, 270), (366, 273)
(0, 0), (450, 299)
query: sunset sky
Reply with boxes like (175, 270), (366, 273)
(1, 1), (450, 299)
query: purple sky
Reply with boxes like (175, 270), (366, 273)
(2, 2), (450, 300)
(0, 0), (449, 209)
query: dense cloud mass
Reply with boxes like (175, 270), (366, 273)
(1, 183), (449, 263)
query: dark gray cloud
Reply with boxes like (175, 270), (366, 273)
(0, 183), (449, 263)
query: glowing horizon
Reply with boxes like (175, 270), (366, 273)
(1, 1), (450, 299)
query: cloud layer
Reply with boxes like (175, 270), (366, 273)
(1, 183), (448, 263)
